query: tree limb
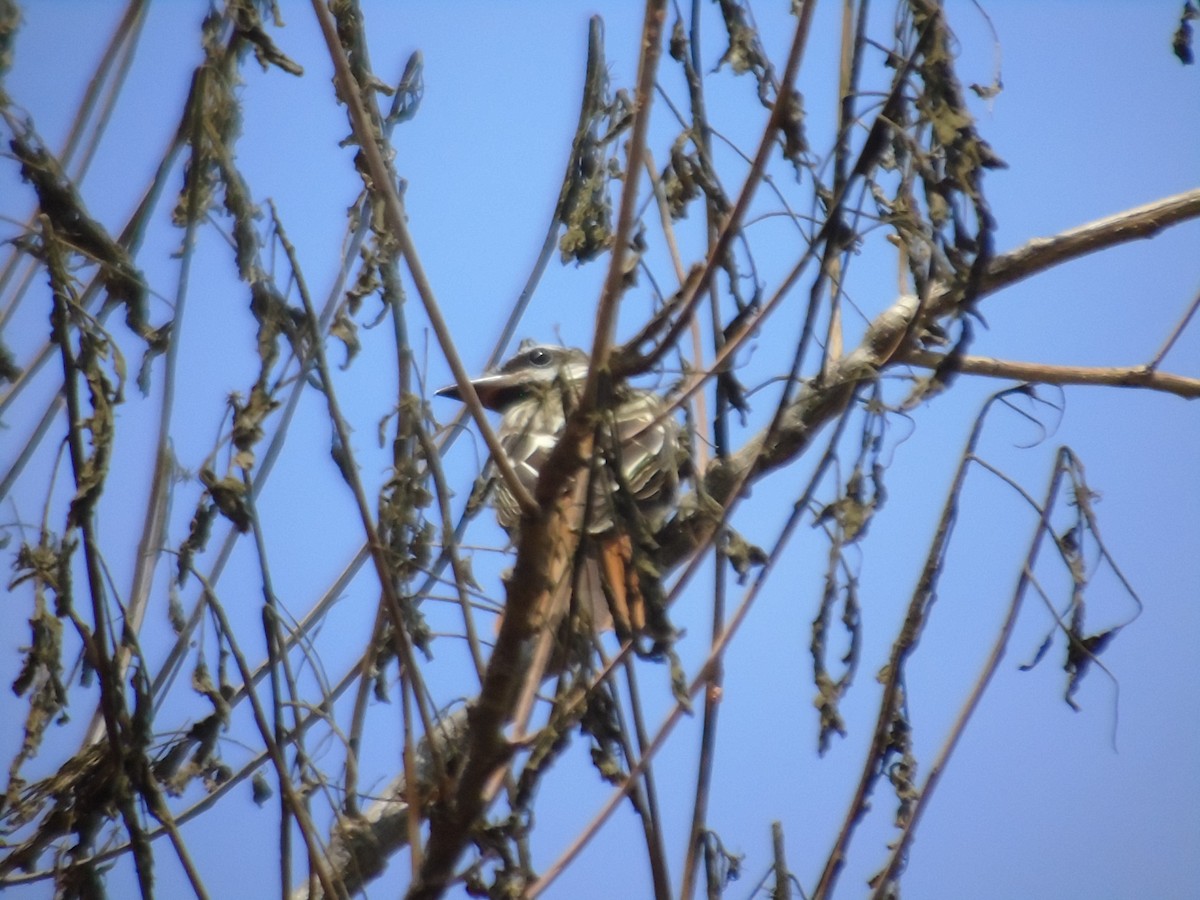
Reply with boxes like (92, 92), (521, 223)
(945, 187), (1200, 313)
(901, 350), (1200, 399)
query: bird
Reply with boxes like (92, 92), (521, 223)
(436, 340), (681, 648)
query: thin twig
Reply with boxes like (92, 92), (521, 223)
(273, 208), (446, 781)
(310, 0), (536, 517)
(867, 449), (1067, 898)
(585, 0), (669, 398)
(196, 574), (344, 900)
(1148, 285), (1200, 371)
(810, 388), (1021, 900)
(628, 0), (819, 377)
(901, 349), (1200, 398)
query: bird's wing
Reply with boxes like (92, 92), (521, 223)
(591, 389), (679, 532)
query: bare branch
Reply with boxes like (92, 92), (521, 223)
(965, 187), (1200, 309)
(902, 349), (1200, 398)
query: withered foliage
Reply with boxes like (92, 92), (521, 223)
(0, 2), (1191, 899)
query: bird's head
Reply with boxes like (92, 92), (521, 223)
(435, 341), (590, 412)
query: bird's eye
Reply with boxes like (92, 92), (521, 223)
(527, 348), (552, 367)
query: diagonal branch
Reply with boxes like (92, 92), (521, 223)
(947, 187), (1200, 313)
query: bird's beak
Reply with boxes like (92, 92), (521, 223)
(434, 371), (527, 411)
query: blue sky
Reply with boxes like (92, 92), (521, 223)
(1, 2), (1198, 898)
